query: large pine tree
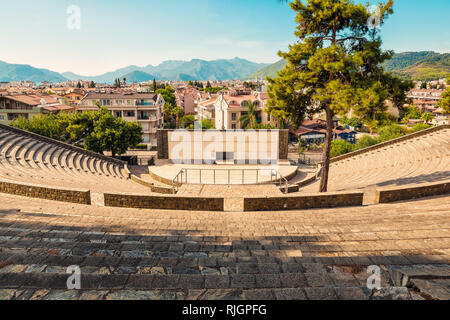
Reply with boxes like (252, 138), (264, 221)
(437, 77), (450, 114)
(268, 0), (410, 192)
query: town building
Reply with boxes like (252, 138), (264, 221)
(78, 92), (165, 147)
(408, 89), (444, 111)
(213, 90), (276, 130)
(0, 94), (74, 125)
(196, 97), (217, 122)
(290, 119), (356, 145)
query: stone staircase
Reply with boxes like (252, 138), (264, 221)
(0, 128), (151, 194)
(300, 127), (450, 193)
(0, 193), (449, 300)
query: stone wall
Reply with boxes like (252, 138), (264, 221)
(244, 191), (364, 211)
(375, 181), (450, 204)
(130, 175), (175, 194)
(0, 179), (91, 204)
(104, 193), (224, 211)
(278, 130), (289, 160)
(0, 123), (126, 166)
(157, 130), (169, 160)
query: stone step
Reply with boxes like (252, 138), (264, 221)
(0, 268), (389, 291)
(0, 286), (416, 300)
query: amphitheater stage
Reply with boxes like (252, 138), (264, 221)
(148, 160), (298, 185)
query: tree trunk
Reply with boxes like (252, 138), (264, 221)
(319, 106), (333, 193)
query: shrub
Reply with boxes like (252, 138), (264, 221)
(354, 135), (380, 150)
(377, 124), (408, 142)
(135, 144), (148, 150)
(330, 140), (354, 158)
(409, 123), (432, 133)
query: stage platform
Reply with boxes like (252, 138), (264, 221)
(148, 160), (298, 185)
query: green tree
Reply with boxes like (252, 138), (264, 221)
(85, 107), (143, 157)
(437, 77), (450, 114)
(180, 115), (196, 128)
(239, 101), (259, 129)
(11, 105), (143, 157)
(383, 75), (414, 114)
(201, 118), (215, 130)
(330, 140), (354, 158)
(377, 124), (407, 141)
(421, 112), (433, 124)
(77, 82), (82, 89)
(267, 0), (398, 192)
(420, 81), (427, 89)
(346, 117), (363, 129)
(88, 81), (96, 88)
(156, 86), (181, 126)
(152, 78), (157, 92)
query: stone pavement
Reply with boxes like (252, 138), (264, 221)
(0, 193), (449, 300)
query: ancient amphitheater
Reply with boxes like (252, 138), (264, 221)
(0, 123), (449, 300)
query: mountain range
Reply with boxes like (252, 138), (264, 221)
(0, 58), (269, 84)
(2, 52), (448, 84)
(0, 61), (67, 83)
(249, 51), (450, 81)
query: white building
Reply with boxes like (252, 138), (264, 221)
(78, 92), (165, 147)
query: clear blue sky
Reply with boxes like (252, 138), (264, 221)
(0, 0), (449, 76)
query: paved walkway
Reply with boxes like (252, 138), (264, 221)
(0, 193), (449, 300)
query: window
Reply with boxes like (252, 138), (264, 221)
(118, 100), (123, 105)
(126, 111), (135, 117)
(127, 100), (131, 105)
(0, 115), (4, 120)
(231, 124), (237, 130)
(115, 111), (122, 118)
(267, 113), (271, 122)
(231, 113), (236, 121)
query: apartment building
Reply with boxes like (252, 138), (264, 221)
(214, 90), (276, 130)
(408, 89), (443, 111)
(0, 94), (73, 125)
(175, 87), (196, 115)
(78, 93), (165, 147)
(196, 97), (217, 122)
(63, 88), (86, 105)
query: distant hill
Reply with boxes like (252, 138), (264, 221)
(381, 51), (440, 72)
(121, 71), (155, 83)
(62, 65), (142, 83)
(0, 61), (67, 83)
(248, 59), (286, 79)
(62, 58), (269, 83)
(249, 51), (450, 81)
(386, 52), (450, 81)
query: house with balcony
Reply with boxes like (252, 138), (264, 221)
(77, 93), (165, 147)
(213, 91), (276, 130)
(0, 94), (74, 125)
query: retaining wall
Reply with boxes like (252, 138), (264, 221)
(0, 179), (91, 204)
(244, 191), (364, 211)
(104, 193), (224, 211)
(375, 181), (450, 204)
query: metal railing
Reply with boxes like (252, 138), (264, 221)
(172, 168), (289, 194)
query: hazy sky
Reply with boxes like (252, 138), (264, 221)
(1, 0), (449, 76)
